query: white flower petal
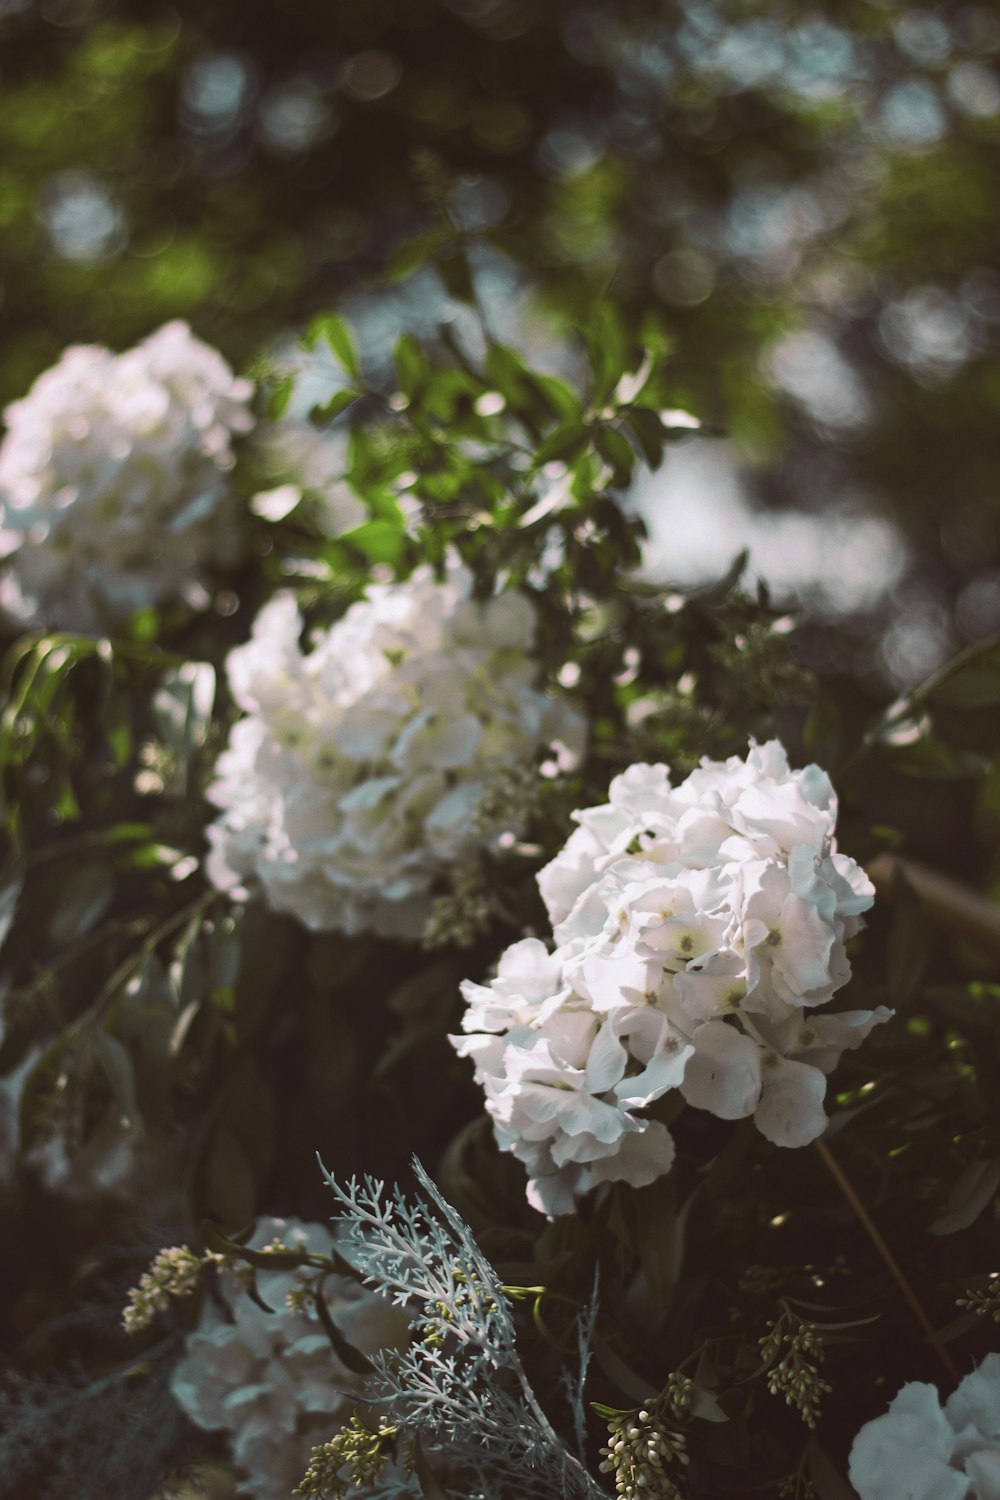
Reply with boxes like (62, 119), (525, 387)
(849, 1382), (973, 1500)
(455, 739), (878, 1212)
(754, 1055), (828, 1147)
(681, 1022), (762, 1120)
(207, 565), (586, 936)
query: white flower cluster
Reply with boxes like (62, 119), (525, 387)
(0, 321), (253, 632)
(453, 741), (888, 1216)
(849, 1355), (1000, 1500)
(206, 564), (584, 937)
(169, 1218), (405, 1500)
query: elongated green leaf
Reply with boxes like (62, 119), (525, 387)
(269, 374), (295, 419)
(306, 313), (360, 379)
(310, 388), (359, 423)
(314, 1283), (375, 1374)
(19, 1031), (74, 1150)
(930, 1158), (1000, 1234)
(0, 864), (23, 958)
(414, 1438), (452, 1499)
(532, 422), (588, 467)
(886, 739), (990, 780)
(94, 1031), (137, 1120)
(808, 1439), (855, 1500)
(633, 1175), (679, 1311)
(46, 862), (116, 946)
(395, 334), (432, 402)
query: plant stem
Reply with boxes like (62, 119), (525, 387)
(814, 1136), (960, 1385)
(837, 628), (1000, 781)
(868, 852), (1000, 960)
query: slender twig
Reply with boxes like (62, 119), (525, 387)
(868, 852), (1000, 960)
(837, 628), (1000, 781)
(814, 1136), (960, 1385)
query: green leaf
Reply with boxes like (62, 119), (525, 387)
(94, 1030), (137, 1120)
(0, 863), (24, 958)
(531, 372), (581, 422)
(633, 1174), (679, 1310)
(807, 1439), (855, 1500)
(305, 313), (360, 379)
(129, 607), (161, 645)
(585, 303), (630, 403)
(930, 1158), (1000, 1235)
(385, 228), (447, 282)
(692, 548), (748, 604)
(19, 1031), (74, 1151)
(309, 388), (359, 423)
(153, 662), (216, 762)
(532, 421), (588, 467)
(434, 245), (475, 305)
(161, 958), (204, 1039)
(344, 518), (405, 567)
(885, 739), (990, 780)
(102, 689), (132, 770)
(201, 1218), (261, 1255)
(592, 1334), (655, 1404)
(413, 1438), (452, 1499)
(595, 424), (636, 482)
(268, 374), (295, 420)
(394, 334), (432, 402)
(46, 862), (116, 946)
(688, 1386), (728, 1423)
(313, 1283), (375, 1375)
(927, 645), (1000, 709)
(483, 343), (530, 407)
(625, 407), (666, 469)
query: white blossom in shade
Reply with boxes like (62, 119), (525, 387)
(453, 951), (692, 1216)
(453, 741), (888, 1214)
(0, 321), (254, 632)
(848, 1355), (1000, 1500)
(205, 564), (586, 937)
(169, 1218), (407, 1500)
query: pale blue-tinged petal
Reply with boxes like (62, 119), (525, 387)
(754, 1055), (827, 1147)
(681, 1021), (762, 1119)
(849, 1383), (967, 1500)
(584, 1021), (629, 1093)
(946, 1353), (1000, 1445)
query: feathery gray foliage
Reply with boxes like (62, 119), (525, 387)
(318, 1156), (608, 1500)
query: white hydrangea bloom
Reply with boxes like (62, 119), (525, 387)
(455, 939), (691, 1216)
(205, 564), (585, 937)
(0, 321), (254, 631)
(169, 1217), (406, 1500)
(849, 1355), (1000, 1500)
(453, 741), (888, 1215)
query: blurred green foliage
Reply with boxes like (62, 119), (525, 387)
(1, 0), (998, 673)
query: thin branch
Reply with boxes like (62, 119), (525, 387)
(837, 628), (1000, 781)
(868, 852), (1000, 960)
(814, 1136), (960, 1386)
